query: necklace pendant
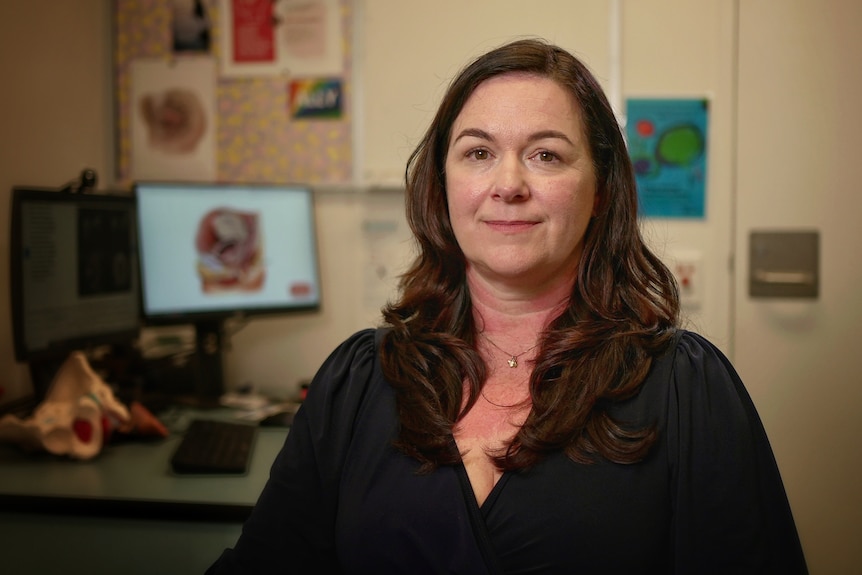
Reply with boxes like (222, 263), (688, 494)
(507, 356), (518, 368)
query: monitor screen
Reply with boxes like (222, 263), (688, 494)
(9, 187), (141, 363)
(134, 181), (321, 325)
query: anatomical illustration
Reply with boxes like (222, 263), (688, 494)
(139, 87), (207, 155)
(195, 207), (265, 293)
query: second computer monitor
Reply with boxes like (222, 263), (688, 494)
(134, 181), (321, 402)
(135, 181), (321, 324)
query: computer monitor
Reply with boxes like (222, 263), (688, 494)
(9, 187), (141, 397)
(133, 181), (321, 403)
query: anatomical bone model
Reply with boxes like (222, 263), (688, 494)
(0, 351), (131, 460)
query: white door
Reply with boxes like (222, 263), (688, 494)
(735, 1), (862, 572)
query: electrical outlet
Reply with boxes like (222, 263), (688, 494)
(669, 250), (703, 308)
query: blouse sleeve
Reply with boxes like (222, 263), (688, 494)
(206, 328), (379, 575)
(668, 331), (808, 574)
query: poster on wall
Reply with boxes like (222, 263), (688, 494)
(130, 57), (218, 181)
(625, 98), (709, 219)
(219, 0), (344, 78)
(171, 0), (213, 54)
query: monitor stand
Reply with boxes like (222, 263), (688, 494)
(192, 320), (226, 407)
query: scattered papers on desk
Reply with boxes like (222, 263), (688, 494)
(220, 391), (300, 422)
(220, 391), (271, 410)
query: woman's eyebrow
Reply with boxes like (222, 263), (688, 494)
(452, 127), (493, 144)
(527, 130), (574, 145)
(451, 128), (574, 145)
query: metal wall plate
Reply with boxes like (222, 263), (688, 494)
(749, 230), (819, 298)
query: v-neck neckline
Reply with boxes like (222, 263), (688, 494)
(453, 461), (507, 574)
(454, 458), (512, 513)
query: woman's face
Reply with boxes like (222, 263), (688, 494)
(444, 73), (597, 294)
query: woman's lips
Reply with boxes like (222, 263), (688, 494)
(484, 220), (538, 233)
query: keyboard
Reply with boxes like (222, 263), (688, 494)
(170, 418), (258, 475)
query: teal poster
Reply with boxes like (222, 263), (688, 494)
(626, 98), (708, 218)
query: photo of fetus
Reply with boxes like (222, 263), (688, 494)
(195, 207), (265, 293)
(139, 87), (207, 155)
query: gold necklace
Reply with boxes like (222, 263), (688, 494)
(480, 388), (530, 409)
(479, 332), (540, 368)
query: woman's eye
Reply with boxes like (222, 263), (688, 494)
(468, 149), (489, 160)
(537, 150), (558, 162)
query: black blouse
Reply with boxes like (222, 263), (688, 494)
(207, 329), (808, 574)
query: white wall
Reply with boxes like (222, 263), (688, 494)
(735, 1), (862, 572)
(622, 0), (736, 351)
(0, 0), (115, 404)
(2, 1), (861, 572)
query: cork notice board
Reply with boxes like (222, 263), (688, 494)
(114, 0), (353, 187)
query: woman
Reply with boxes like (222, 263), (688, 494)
(208, 39), (807, 574)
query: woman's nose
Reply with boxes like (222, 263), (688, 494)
(492, 155), (530, 201)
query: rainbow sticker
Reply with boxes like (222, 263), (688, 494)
(289, 79), (343, 119)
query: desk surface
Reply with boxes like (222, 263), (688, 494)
(0, 410), (288, 522)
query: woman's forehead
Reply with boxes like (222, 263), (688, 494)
(450, 74), (585, 143)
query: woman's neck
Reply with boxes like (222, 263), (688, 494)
(466, 267), (573, 334)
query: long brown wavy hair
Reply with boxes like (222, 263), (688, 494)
(380, 38), (679, 473)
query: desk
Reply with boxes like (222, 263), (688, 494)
(0, 414), (288, 575)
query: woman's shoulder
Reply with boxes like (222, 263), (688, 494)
(666, 329), (746, 395)
(295, 327), (391, 437)
(640, 329), (759, 435)
(306, 328), (396, 407)
(651, 335), (807, 572)
(629, 329), (750, 418)
(644, 329), (738, 381)
(322, 327), (381, 363)
(306, 328), (384, 395)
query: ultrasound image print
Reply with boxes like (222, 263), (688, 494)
(78, 208), (132, 297)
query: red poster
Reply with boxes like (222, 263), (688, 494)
(231, 0), (275, 63)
